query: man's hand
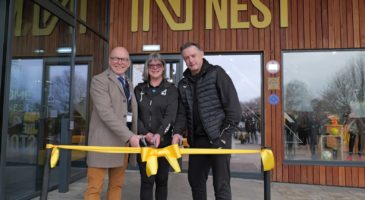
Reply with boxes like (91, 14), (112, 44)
(172, 134), (182, 145)
(145, 132), (154, 144)
(153, 134), (160, 148)
(129, 135), (141, 147)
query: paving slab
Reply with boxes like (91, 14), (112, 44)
(36, 170), (365, 200)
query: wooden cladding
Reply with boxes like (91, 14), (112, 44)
(110, 0), (365, 187)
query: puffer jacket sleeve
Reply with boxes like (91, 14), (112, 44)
(216, 66), (241, 130)
(174, 82), (187, 136)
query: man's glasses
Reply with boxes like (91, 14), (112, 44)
(148, 63), (163, 68)
(110, 57), (130, 63)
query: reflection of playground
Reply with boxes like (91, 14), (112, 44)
(285, 100), (365, 161)
(288, 138), (364, 161)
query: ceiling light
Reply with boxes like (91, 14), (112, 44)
(57, 47), (72, 54)
(33, 49), (44, 54)
(142, 45), (160, 52)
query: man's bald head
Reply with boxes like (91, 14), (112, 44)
(109, 46), (131, 76)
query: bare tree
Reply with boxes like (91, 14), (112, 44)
(51, 70), (70, 113)
(321, 54), (365, 116)
(73, 73), (87, 103)
(51, 70), (87, 115)
(284, 80), (312, 112)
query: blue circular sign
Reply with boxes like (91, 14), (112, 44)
(269, 94), (279, 105)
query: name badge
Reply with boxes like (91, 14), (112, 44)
(127, 112), (133, 122)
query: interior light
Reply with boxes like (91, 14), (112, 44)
(57, 47), (72, 54)
(142, 45), (160, 52)
(34, 49), (45, 54)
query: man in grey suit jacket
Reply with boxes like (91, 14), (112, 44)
(84, 47), (140, 200)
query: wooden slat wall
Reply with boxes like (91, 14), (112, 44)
(110, 0), (365, 187)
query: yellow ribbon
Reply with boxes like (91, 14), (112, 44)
(141, 145), (182, 177)
(180, 148), (275, 172)
(50, 147), (59, 168)
(46, 144), (274, 176)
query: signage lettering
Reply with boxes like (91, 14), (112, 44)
(132, 0), (288, 32)
(132, 0), (192, 32)
(14, 0), (87, 37)
(8, 134), (37, 151)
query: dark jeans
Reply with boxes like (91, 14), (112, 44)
(188, 136), (232, 200)
(137, 155), (170, 200)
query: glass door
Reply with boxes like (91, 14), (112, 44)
(204, 54), (263, 177)
(70, 63), (89, 169)
(42, 64), (71, 142)
(4, 58), (90, 199)
(44, 61), (90, 170)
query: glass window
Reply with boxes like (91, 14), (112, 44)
(283, 50), (365, 163)
(7, 59), (43, 165)
(2, 0), (109, 199)
(5, 1), (73, 199)
(201, 54), (262, 174)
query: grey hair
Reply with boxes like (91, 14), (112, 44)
(143, 53), (166, 82)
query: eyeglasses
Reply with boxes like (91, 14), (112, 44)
(110, 57), (130, 63)
(148, 63), (163, 68)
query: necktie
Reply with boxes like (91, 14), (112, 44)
(118, 76), (132, 127)
(118, 76), (130, 101)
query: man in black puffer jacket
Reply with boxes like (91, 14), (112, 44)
(172, 42), (241, 200)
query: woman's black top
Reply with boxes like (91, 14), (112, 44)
(134, 79), (178, 147)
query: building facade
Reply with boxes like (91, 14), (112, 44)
(109, 0), (365, 188)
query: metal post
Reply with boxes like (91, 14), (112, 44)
(59, 118), (71, 193)
(40, 136), (56, 200)
(263, 146), (271, 200)
(263, 170), (271, 200)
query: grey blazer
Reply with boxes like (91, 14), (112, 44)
(87, 68), (138, 168)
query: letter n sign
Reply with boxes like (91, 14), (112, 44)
(131, 0), (192, 32)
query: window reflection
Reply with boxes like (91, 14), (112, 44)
(283, 50), (365, 162)
(4, 0), (108, 198)
(72, 64), (88, 145)
(7, 1), (73, 198)
(7, 59), (43, 165)
(205, 54), (262, 173)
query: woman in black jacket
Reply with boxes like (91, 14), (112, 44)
(134, 53), (178, 200)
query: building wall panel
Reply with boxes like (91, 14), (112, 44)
(109, 0), (365, 187)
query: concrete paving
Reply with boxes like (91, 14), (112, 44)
(39, 170), (365, 200)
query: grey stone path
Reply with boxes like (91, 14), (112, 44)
(38, 170), (365, 200)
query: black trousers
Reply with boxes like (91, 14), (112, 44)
(137, 155), (170, 200)
(349, 132), (364, 156)
(188, 136), (232, 200)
